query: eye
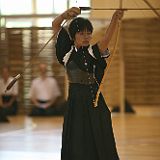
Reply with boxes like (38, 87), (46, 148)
(79, 32), (84, 36)
(86, 32), (91, 35)
(78, 31), (91, 36)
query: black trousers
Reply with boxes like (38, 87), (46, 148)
(29, 100), (66, 116)
(0, 107), (9, 122)
(1, 95), (18, 115)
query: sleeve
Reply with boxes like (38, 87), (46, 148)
(101, 48), (110, 58)
(29, 80), (35, 99)
(13, 81), (18, 96)
(52, 79), (61, 98)
(55, 27), (72, 65)
(92, 44), (107, 69)
(91, 44), (108, 84)
(0, 80), (2, 95)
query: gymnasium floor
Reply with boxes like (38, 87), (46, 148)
(0, 106), (160, 160)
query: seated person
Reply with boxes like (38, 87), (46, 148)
(111, 99), (135, 113)
(0, 98), (9, 122)
(0, 66), (19, 116)
(29, 63), (63, 116)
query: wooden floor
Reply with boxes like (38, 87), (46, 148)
(0, 106), (160, 160)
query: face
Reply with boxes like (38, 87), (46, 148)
(39, 63), (47, 76)
(74, 30), (92, 48)
(2, 68), (9, 80)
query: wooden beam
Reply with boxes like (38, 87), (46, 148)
(143, 0), (160, 19)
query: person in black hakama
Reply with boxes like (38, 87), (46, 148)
(52, 7), (124, 160)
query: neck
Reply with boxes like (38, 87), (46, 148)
(41, 74), (46, 79)
(74, 44), (89, 50)
(3, 77), (9, 83)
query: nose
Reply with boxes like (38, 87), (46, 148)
(83, 33), (91, 39)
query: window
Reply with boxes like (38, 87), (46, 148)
(0, 0), (90, 27)
(69, 0), (90, 8)
(5, 19), (32, 28)
(0, 0), (32, 15)
(53, 0), (67, 14)
(36, 0), (54, 14)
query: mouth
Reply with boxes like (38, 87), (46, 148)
(83, 41), (89, 44)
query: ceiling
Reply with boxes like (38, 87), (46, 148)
(90, 0), (160, 19)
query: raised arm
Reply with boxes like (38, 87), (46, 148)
(98, 10), (124, 53)
(52, 7), (81, 35)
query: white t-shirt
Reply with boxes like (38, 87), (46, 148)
(29, 77), (61, 102)
(0, 77), (18, 96)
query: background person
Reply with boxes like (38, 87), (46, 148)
(0, 65), (19, 116)
(28, 62), (63, 116)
